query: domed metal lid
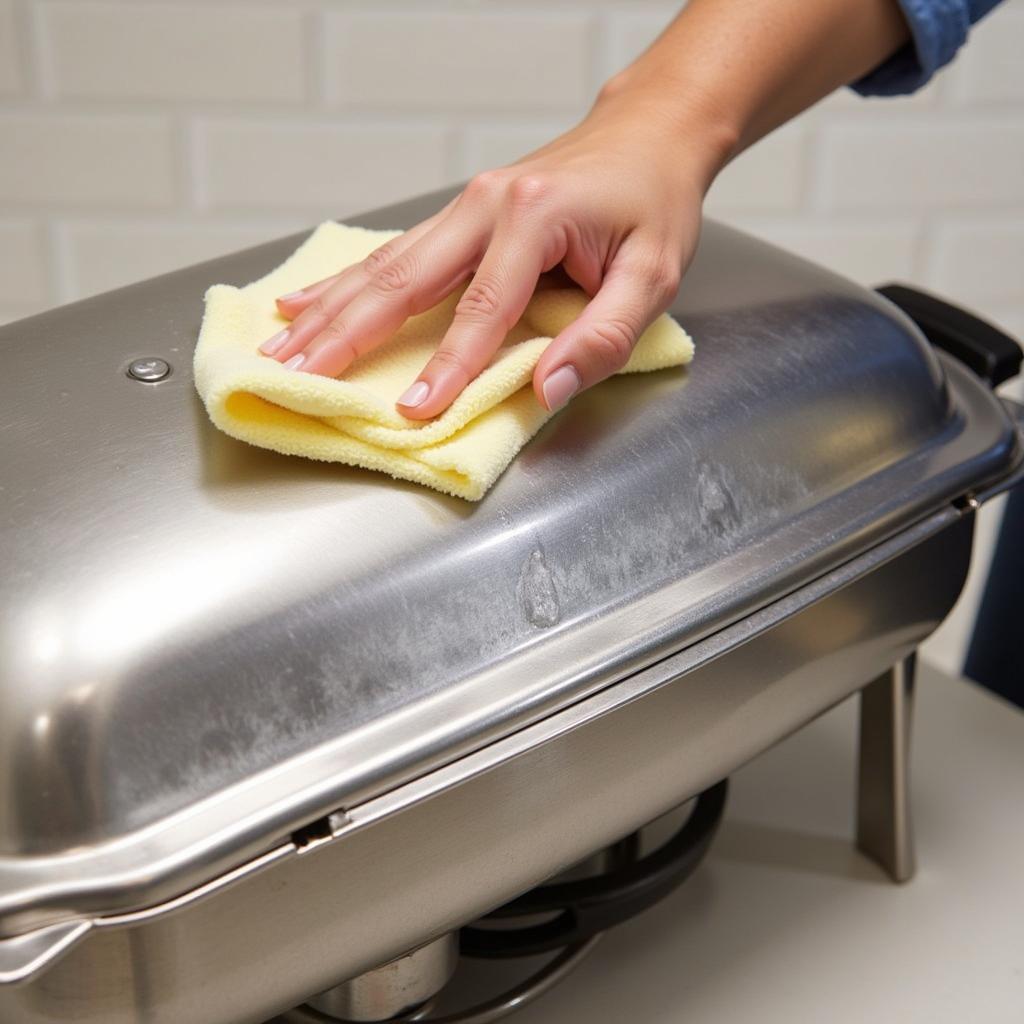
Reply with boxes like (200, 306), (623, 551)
(0, 190), (1019, 934)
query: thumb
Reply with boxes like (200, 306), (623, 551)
(533, 239), (679, 411)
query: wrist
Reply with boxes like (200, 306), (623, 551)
(591, 68), (741, 195)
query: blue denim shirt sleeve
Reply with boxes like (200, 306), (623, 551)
(852, 0), (1004, 96)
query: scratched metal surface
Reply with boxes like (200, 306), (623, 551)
(0, 188), (1019, 924)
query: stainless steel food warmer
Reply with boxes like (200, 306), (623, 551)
(1, 188), (1022, 1024)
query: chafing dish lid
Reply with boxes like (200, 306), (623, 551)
(0, 195), (1019, 930)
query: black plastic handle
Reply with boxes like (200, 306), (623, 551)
(877, 283), (1022, 389)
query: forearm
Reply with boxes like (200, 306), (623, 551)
(598, 0), (910, 183)
(270, 0), (915, 412)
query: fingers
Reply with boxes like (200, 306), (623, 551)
(258, 170), (682, 428)
(271, 215), (485, 377)
(273, 270), (351, 322)
(267, 202), (454, 329)
(533, 235), (680, 411)
(396, 231), (548, 419)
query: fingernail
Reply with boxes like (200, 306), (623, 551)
(282, 353), (306, 371)
(277, 290), (304, 303)
(398, 380), (430, 408)
(259, 329), (290, 356)
(542, 365), (581, 411)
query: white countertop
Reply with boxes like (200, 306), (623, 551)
(430, 663), (1024, 1023)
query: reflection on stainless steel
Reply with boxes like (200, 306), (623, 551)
(307, 933), (458, 1022)
(281, 1003), (433, 1024)
(0, 918), (91, 985)
(857, 655), (917, 882)
(421, 937), (602, 1024)
(0, 186), (1021, 1024)
(277, 936), (602, 1024)
(0, 510), (981, 1022)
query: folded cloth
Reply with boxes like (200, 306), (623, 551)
(194, 221), (694, 501)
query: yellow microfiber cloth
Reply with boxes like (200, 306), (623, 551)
(194, 221), (694, 501)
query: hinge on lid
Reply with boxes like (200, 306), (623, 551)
(952, 492), (980, 513)
(291, 810), (352, 855)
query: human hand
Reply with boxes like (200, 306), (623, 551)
(258, 0), (913, 419)
(259, 81), (732, 418)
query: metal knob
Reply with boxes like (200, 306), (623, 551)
(127, 357), (171, 383)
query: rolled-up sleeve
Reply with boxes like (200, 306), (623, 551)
(852, 0), (1004, 96)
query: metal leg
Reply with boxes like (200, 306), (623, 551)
(856, 654), (917, 883)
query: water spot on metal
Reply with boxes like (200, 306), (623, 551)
(695, 461), (741, 538)
(517, 549), (561, 629)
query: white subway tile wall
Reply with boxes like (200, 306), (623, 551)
(949, 6), (1024, 106)
(1, 0), (1017, 318)
(928, 219), (1024, 306)
(817, 119), (1024, 211)
(38, 2), (308, 103)
(0, 112), (176, 207)
(0, 219), (47, 305)
(0, 0), (1021, 673)
(193, 118), (450, 213)
(57, 220), (306, 299)
(323, 11), (595, 111)
(0, 1), (22, 95)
